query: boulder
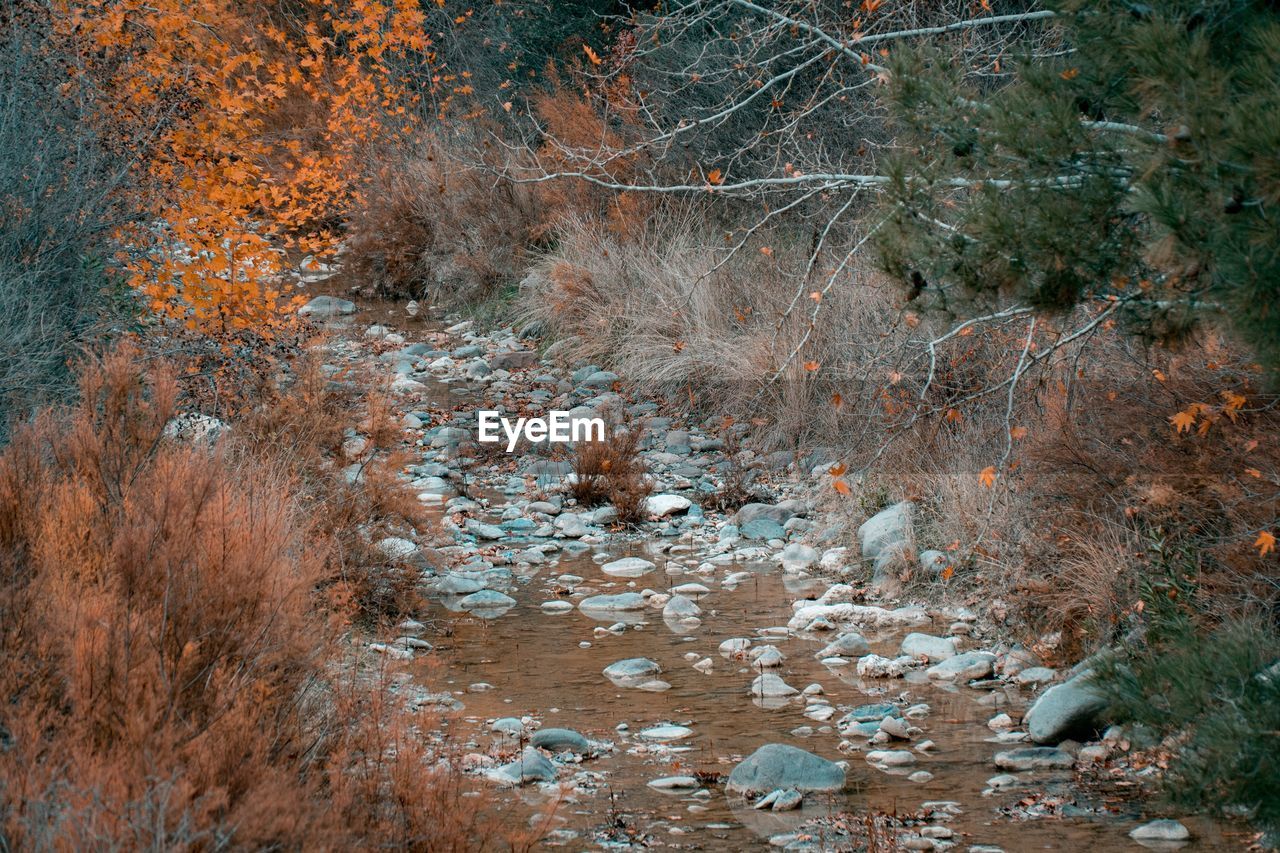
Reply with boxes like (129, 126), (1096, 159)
(530, 728), (591, 754)
(1130, 820), (1190, 843)
(857, 501), (913, 560)
(490, 746), (557, 785)
(299, 295), (356, 317)
(926, 651), (996, 681)
(601, 557), (655, 577)
(1025, 675), (1108, 744)
(900, 632), (958, 662)
(993, 746), (1075, 771)
(645, 494), (692, 517)
(726, 743), (846, 795)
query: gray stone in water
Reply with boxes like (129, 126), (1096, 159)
(857, 501), (913, 560)
(726, 743), (846, 795)
(817, 633), (871, 658)
(492, 746), (558, 785)
(299, 295), (357, 317)
(637, 724), (694, 741)
(579, 593), (646, 612)
(1025, 675), (1109, 744)
(603, 658), (662, 683)
(1130, 820), (1190, 843)
(436, 574), (486, 595)
(900, 632), (958, 661)
(601, 557), (655, 577)
(530, 727), (591, 754)
(465, 519), (507, 540)
(926, 651), (996, 681)
(648, 776), (700, 791)
(554, 513), (590, 538)
(750, 673), (798, 698)
(458, 590), (516, 611)
(993, 746), (1075, 771)
(663, 594), (701, 620)
(841, 703), (901, 725)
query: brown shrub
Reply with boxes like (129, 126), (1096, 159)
(570, 420), (653, 524)
(0, 347), (504, 849)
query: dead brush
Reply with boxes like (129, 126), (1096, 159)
(0, 346), (511, 849)
(570, 421), (653, 525)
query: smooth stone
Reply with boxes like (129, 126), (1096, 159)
(993, 746), (1075, 771)
(1025, 675), (1109, 744)
(926, 651), (996, 681)
(458, 590), (516, 610)
(603, 658), (661, 683)
(579, 593), (646, 612)
(638, 724), (694, 741)
(601, 557), (656, 577)
(663, 594), (702, 620)
(900, 632), (958, 662)
(816, 633), (871, 658)
(779, 543), (819, 572)
(720, 638), (751, 657)
(645, 494), (692, 517)
(648, 775), (700, 790)
(1130, 819), (1191, 843)
(299, 295), (356, 317)
(857, 501), (912, 560)
(725, 743), (845, 795)
(866, 749), (915, 767)
(751, 673), (798, 698)
(540, 600), (574, 614)
(741, 518), (787, 540)
(530, 728), (591, 754)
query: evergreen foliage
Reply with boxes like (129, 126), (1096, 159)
(1093, 552), (1280, 830)
(876, 0), (1280, 371)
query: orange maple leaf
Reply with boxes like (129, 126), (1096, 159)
(1257, 531), (1276, 557)
(979, 466), (997, 488)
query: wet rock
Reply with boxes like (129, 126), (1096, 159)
(490, 746), (557, 785)
(601, 557), (655, 577)
(926, 651), (996, 681)
(579, 593), (646, 612)
(530, 728), (591, 754)
(299, 295), (356, 317)
(993, 746), (1075, 771)
(857, 501), (912, 560)
(638, 724), (694, 741)
(840, 703), (900, 725)
(1130, 819), (1190, 843)
(648, 776), (700, 791)
(751, 645), (786, 669)
(1025, 674), (1108, 744)
(866, 749), (915, 767)
(663, 594), (702, 620)
(816, 633), (870, 658)
(458, 590), (516, 610)
(435, 573), (486, 595)
(540, 600), (574, 614)
(603, 658), (661, 683)
(857, 654), (905, 679)
(554, 513), (590, 538)
(671, 582), (711, 598)
(726, 743), (846, 795)
(751, 673), (799, 698)
(720, 637), (752, 658)
(464, 519), (507, 540)
(900, 632), (958, 662)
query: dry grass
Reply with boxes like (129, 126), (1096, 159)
(520, 211), (905, 449)
(0, 347), (508, 849)
(570, 421), (654, 525)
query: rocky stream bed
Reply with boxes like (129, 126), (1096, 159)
(295, 290), (1244, 851)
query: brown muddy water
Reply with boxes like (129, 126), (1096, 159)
(409, 538), (1239, 851)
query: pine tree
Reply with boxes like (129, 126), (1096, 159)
(875, 0), (1280, 372)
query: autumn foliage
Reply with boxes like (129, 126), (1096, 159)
(0, 349), (500, 848)
(46, 0), (430, 334)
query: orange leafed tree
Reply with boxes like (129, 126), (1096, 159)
(54, 0), (432, 334)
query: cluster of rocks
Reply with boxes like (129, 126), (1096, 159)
(297, 297), (1198, 851)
